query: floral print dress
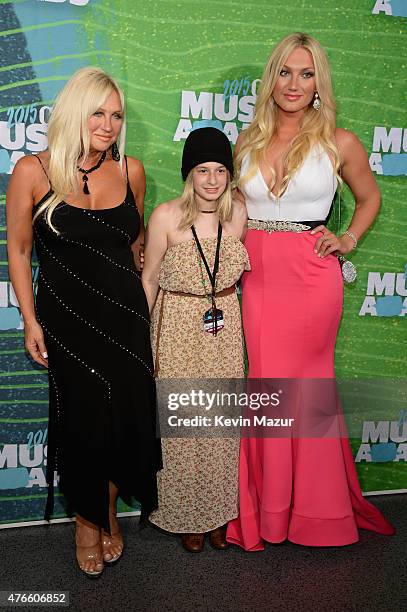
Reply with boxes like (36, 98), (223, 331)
(149, 235), (250, 533)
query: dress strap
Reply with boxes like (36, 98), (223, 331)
(34, 155), (52, 190)
(123, 155), (139, 213)
(124, 155), (129, 184)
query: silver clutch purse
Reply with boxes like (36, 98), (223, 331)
(338, 255), (357, 283)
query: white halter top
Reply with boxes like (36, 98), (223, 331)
(241, 147), (337, 222)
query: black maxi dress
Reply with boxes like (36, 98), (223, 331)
(32, 157), (161, 531)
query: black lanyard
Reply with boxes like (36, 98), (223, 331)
(191, 222), (222, 298)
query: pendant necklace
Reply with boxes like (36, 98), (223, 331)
(77, 150), (106, 194)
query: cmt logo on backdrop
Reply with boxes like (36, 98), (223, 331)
(369, 127), (407, 176)
(359, 268), (407, 316)
(0, 105), (50, 174)
(355, 416), (407, 463)
(372, 0), (407, 16)
(0, 269), (37, 330)
(0, 446), (52, 490)
(0, 282), (22, 330)
(37, 0), (91, 5)
(0, 431), (51, 491)
(173, 78), (259, 143)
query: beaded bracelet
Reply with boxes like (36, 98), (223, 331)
(344, 229), (358, 249)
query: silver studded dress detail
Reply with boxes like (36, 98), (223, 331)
(33, 175), (161, 531)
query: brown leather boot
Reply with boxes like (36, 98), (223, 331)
(209, 526), (229, 550)
(181, 533), (205, 553)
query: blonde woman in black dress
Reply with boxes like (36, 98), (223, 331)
(7, 67), (161, 577)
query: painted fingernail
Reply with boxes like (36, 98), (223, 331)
(42, 352), (48, 359)
(314, 249), (317, 253)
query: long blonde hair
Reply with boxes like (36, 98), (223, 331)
(178, 170), (233, 231)
(237, 32), (341, 195)
(33, 66), (126, 231)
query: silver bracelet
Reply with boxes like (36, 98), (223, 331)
(344, 229), (357, 249)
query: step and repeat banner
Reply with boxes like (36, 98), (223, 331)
(0, 0), (406, 527)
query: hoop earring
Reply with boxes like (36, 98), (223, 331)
(313, 92), (321, 111)
(111, 142), (120, 161)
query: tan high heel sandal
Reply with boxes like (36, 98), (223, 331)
(76, 540), (104, 578)
(101, 530), (124, 564)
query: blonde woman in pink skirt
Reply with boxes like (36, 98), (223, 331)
(227, 32), (395, 550)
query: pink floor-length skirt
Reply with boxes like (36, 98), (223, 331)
(227, 229), (395, 550)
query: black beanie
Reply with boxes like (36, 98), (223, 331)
(181, 127), (234, 181)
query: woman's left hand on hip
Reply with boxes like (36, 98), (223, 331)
(310, 225), (352, 257)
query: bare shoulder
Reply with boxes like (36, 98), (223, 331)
(125, 155), (145, 179)
(12, 154), (44, 180)
(148, 198), (182, 224)
(335, 127), (364, 151)
(8, 154), (50, 202)
(335, 128), (368, 165)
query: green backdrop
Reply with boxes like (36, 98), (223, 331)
(0, 0), (405, 526)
